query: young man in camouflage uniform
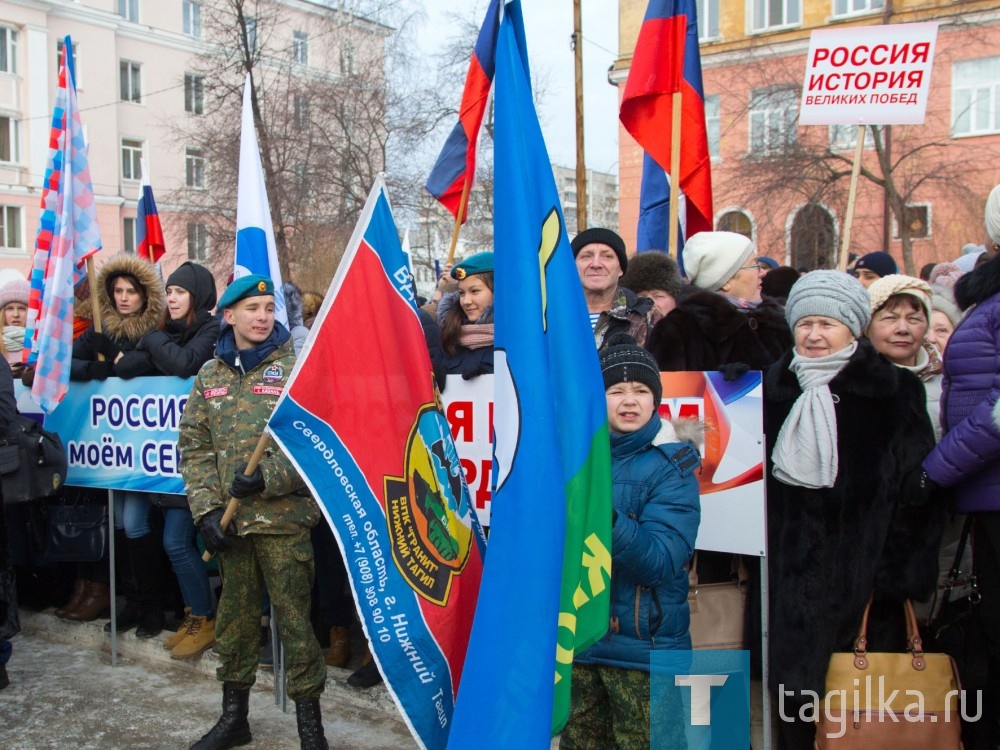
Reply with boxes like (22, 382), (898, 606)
(179, 275), (328, 750)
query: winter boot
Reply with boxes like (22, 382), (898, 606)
(55, 578), (87, 619)
(324, 626), (351, 668)
(189, 682), (252, 750)
(171, 615), (216, 660)
(0, 663), (8, 690)
(164, 608), (194, 650)
(128, 534), (165, 639)
(104, 528), (142, 631)
(346, 646), (382, 689)
(295, 698), (329, 750)
(64, 581), (110, 622)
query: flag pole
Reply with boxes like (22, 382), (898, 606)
(85, 257), (105, 360)
(837, 125), (866, 271)
(201, 433), (271, 561)
(446, 176), (472, 265)
(667, 91), (683, 260)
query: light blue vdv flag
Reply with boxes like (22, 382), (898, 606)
(235, 73), (287, 325)
(447, 2), (612, 747)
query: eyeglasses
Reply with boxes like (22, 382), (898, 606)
(737, 261), (762, 272)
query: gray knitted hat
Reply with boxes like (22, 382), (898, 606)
(785, 270), (871, 338)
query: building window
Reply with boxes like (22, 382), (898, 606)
(186, 147), (205, 189)
(292, 31), (308, 65)
(0, 206), (22, 249)
(56, 39), (77, 82)
(751, 0), (800, 32)
(245, 17), (258, 53)
(717, 210), (753, 239)
(187, 222), (209, 261)
(0, 115), (19, 162)
(833, 0), (883, 17)
(0, 27), (17, 74)
(185, 74), (204, 115)
(117, 0), (139, 23)
(893, 203), (930, 240)
(953, 57), (1000, 137)
(119, 60), (141, 103)
(123, 217), (136, 254)
(829, 123), (875, 151)
(705, 94), (720, 159)
(749, 86), (799, 155)
(696, 0), (719, 40)
(183, 1), (202, 38)
(121, 138), (143, 181)
(294, 94), (309, 131)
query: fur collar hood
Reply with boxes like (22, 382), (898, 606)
(95, 253), (165, 341)
(675, 290), (787, 340)
(765, 337), (899, 402)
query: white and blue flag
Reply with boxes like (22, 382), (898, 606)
(235, 73), (287, 325)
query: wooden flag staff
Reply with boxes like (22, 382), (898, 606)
(668, 90), (683, 261)
(201, 433), (271, 562)
(446, 177), (473, 266)
(837, 125), (867, 272)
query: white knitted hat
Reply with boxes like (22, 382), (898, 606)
(683, 231), (755, 292)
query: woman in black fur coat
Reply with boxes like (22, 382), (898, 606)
(645, 231), (791, 376)
(763, 271), (942, 749)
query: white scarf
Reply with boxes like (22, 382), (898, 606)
(771, 340), (858, 489)
(2, 325), (23, 354)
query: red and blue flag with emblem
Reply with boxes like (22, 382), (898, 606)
(22, 36), (101, 413)
(424, 0), (501, 221)
(620, 0), (713, 268)
(267, 176), (486, 750)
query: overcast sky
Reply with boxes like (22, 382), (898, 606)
(415, 0), (621, 176)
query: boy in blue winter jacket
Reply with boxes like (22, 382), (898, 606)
(562, 333), (702, 750)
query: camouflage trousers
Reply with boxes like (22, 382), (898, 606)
(215, 530), (326, 700)
(562, 663), (688, 750)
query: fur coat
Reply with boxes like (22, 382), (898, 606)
(646, 291), (791, 372)
(71, 253), (165, 381)
(760, 338), (942, 701)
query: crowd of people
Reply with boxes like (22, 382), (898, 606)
(1, 184), (1000, 748)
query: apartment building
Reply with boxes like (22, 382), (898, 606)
(614, 0), (1000, 272)
(0, 0), (385, 281)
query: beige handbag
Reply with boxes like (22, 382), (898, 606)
(687, 552), (748, 650)
(815, 599), (963, 749)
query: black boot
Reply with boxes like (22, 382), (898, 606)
(128, 534), (165, 639)
(295, 698), (328, 750)
(190, 682), (252, 750)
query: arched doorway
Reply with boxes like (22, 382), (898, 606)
(716, 210), (753, 240)
(791, 203), (836, 270)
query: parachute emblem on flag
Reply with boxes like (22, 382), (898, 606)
(384, 403), (476, 606)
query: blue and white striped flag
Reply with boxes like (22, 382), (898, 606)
(235, 73), (287, 325)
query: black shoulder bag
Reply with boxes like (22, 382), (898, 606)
(0, 415), (68, 504)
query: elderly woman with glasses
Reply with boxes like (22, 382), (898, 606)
(646, 231), (793, 379)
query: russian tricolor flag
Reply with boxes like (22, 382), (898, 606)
(620, 0), (713, 266)
(235, 73), (286, 324)
(424, 0), (501, 221)
(137, 160), (165, 265)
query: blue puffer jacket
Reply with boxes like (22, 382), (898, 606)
(576, 416), (701, 671)
(923, 257), (1000, 512)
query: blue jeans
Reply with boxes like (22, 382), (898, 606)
(0, 637), (11, 665)
(162, 507), (213, 617)
(113, 490), (151, 538)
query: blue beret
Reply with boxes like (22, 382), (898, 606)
(217, 274), (274, 310)
(451, 252), (494, 280)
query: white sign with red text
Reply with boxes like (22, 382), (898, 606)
(799, 22), (938, 126)
(441, 372), (766, 556)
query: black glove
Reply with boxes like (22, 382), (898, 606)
(92, 333), (122, 361)
(720, 362), (751, 382)
(86, 361), (115, 380)
(198, 507), (234, 555)
(229, 461), (265, 499)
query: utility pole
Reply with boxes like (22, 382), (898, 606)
(573, 0), (588, 232)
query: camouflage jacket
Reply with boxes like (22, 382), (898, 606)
(178, 337), (319, 535)
(594, 286), (661, 350)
